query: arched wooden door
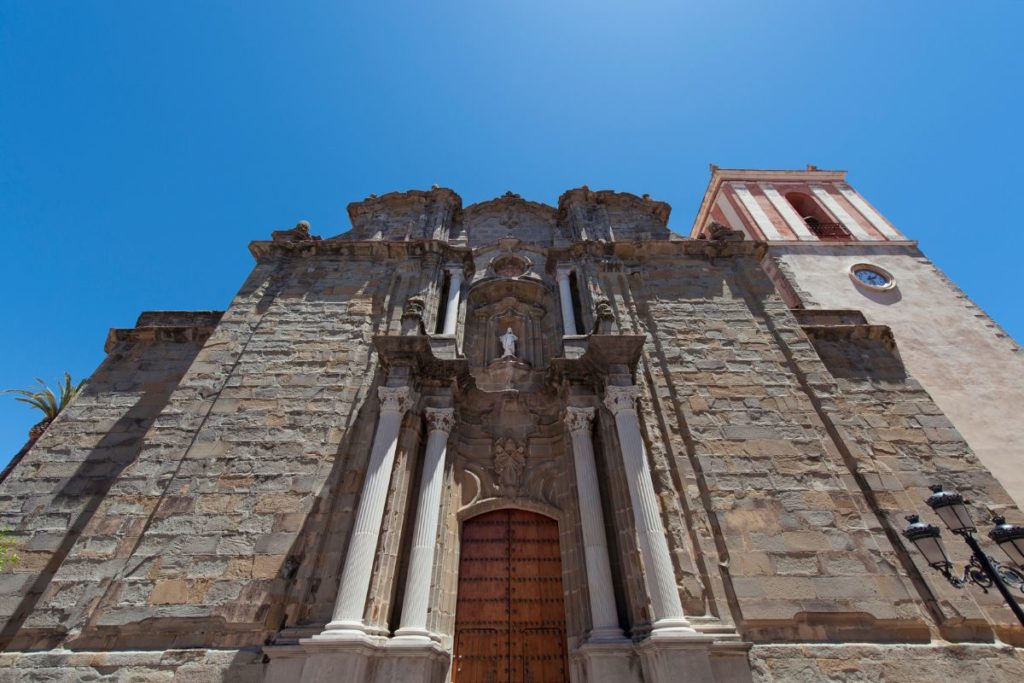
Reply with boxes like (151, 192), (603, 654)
(453, 509), (568, 683)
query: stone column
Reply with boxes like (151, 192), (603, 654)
(441, 267), (463, 336)
(557, 268), (578, 336)
(565, 407), (626, 642)
(394, 407), (455, 642)
(315, 385), (416, 640)
(603, 385), (696, 638)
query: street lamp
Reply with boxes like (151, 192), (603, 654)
(902, 515), (951, 568)
(989, 516), (1024, 568)
(902, 484), (1024, 627)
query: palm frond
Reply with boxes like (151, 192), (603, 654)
(4, 372), (85, 422)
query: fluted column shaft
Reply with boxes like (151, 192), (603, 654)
(557, 269), (577, 336)
(604, 385), (695, 637)
(316, 386), (415, 640)
(395, 408), (455, 641)
(565, 407), (625, 641)
(442, 268), (463, 336)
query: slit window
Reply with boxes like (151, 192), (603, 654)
(435, 270), (451, 334)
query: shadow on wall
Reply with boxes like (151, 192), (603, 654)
(0, 344), (202, 651)
(854, 286), (903, 307)
(808, 335), (908, 381)
(264, 364), (385, 640)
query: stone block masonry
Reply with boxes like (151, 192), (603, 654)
(0, 181), (1020, 682)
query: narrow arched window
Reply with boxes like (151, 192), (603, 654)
(568, 271), (586, 335)
(434, 270), (452, 334)
(785, 192), (849, 239)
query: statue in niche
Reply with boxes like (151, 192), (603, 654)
(499, 327), (519, 359)
(493, 438), (526, 491)
(400, 297), (426, 336)
(592, 297), (615, 334)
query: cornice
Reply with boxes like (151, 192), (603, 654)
(250, 235), (767, 265)
(104, 325), (218, 354)
(545, 237), (766, 269)
(248, 237), (474, 264)
(711, 168), (847, 182)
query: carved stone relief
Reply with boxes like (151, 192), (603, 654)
(453, 390), (564, 513)
(493, 437), (526, 493)
(490, 253), (530, 278)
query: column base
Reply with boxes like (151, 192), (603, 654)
(586, 626), (629, 643)
(649, 616), (702, 640)
(308, 620), (379, 643)
(392, 626), (442, 643)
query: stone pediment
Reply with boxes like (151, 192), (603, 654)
(459, 192), (562, 247)
(559, 186), (673, 241)
(344, 186), (461, 241)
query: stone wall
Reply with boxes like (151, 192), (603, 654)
(591, 245), (1023, 645)
(0, 187), (1021, 681)
(0, 648), (264, 682)
(0, 311), (218, 649)
(769, 243), (1024, 509)
(749, 643), (1024, 682)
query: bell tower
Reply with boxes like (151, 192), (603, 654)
(691, 164), (905, 243)
(692, 165), (1024, 509)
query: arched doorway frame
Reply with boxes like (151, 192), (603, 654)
(452, 502), (571, 683)
(457, 497), (563, 525)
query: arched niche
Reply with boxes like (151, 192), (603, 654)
(464, 278), (556, 370)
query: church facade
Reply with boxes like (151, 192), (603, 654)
(0, 168), (1022, 681)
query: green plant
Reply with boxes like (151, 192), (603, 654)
(3, 372), (85, 422)
(0, 529), (17, 571)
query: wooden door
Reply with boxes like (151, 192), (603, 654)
(453, 509), (568, 683)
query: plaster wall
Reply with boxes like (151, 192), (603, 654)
(770, 244), (1024, 507)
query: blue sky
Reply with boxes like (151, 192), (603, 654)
(1, 1), (1022, 463)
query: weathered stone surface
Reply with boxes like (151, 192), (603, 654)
(0, 182), (1021, 681)
(749, 643), (1024, 682)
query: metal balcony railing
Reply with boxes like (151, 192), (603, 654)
(807, 221), (851, 239)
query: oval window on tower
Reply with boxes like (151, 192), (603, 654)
(849, 263), (896, 291)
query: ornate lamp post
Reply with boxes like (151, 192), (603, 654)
(902, 484), (1024, 626)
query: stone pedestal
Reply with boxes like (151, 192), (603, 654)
(574, 640), (643, 683)
(286, 638), (449, 683)
(295, 639), (381, 683)
(636, 636), (717, 683)
(376, 639), (450, 683)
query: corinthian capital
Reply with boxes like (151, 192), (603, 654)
(424, 407), (456, 434)
(603, 385), (641, 415)
(564, 406), (596, 434)
(378, 386), (415, 415)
